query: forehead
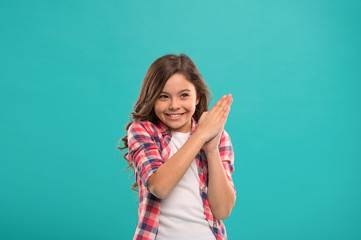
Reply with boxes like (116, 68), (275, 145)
(162, 73), (196, 93)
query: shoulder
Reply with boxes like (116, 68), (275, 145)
(128, 121), (164, 142)
(127, 121), (162, 151)
(128, 121), (159, 134)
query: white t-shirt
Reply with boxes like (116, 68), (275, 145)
(157, 131), (215, 240)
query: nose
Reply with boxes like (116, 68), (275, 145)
(169, 98), (180, 110)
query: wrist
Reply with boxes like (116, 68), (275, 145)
(204, 148), (220, 157)
(192, 128), (208, 144)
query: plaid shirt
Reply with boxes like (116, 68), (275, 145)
(127, 118), (235, 240)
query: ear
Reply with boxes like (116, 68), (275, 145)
(196, 96), (200, 105)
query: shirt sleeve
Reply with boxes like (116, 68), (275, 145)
(219, 129), (236, 195)
(127, 121), (164, 187)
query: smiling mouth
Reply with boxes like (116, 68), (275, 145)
(165, 113), (185, 120)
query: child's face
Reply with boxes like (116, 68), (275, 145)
(154, 73), (199, 133)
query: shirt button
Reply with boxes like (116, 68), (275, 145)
(213, 222), (217, 228)
(201, 186), (206, 191)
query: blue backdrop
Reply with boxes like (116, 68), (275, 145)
(1, 0), (360, 239)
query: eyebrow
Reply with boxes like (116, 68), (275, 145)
(160, 89), (191, 94)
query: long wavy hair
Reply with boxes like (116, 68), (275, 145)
(116, 53), (211, 191)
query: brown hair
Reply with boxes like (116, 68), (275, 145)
(116, 53), (211, 191)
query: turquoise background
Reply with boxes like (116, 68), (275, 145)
(1, 0), (360, 239)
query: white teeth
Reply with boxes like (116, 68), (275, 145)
(168, 114), (182, 118)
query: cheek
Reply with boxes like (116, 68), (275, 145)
(185, 101), (197, 112)
(154, 102), (165, 115)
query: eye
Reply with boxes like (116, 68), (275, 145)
(159, 95), (168, 99)
(180, 93), (189, 98)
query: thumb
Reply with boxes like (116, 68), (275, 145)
(198, 111), (208, 124)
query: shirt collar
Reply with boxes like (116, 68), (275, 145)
(156, 117), (198, 136)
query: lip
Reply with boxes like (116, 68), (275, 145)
(165, 113), (185, 120)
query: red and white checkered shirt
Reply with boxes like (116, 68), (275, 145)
(127, 118), (235, 240)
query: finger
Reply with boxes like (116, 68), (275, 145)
(209, 95), (227, 114)
(223, 105), (231, 118)
(222, 98), (233, 118)
(226, 94), (233, 105)
(212, 95), (226, 109)
(219, 95), (232, 114)
(209, 95), (230, 123)
(218, 95), (231, 110)
(211, 95), (232, 120)
(227, 95), (233, 106)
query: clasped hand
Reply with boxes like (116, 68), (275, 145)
(197, 94), (233, 153)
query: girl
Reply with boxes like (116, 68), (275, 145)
(118, 54), (236, 240)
